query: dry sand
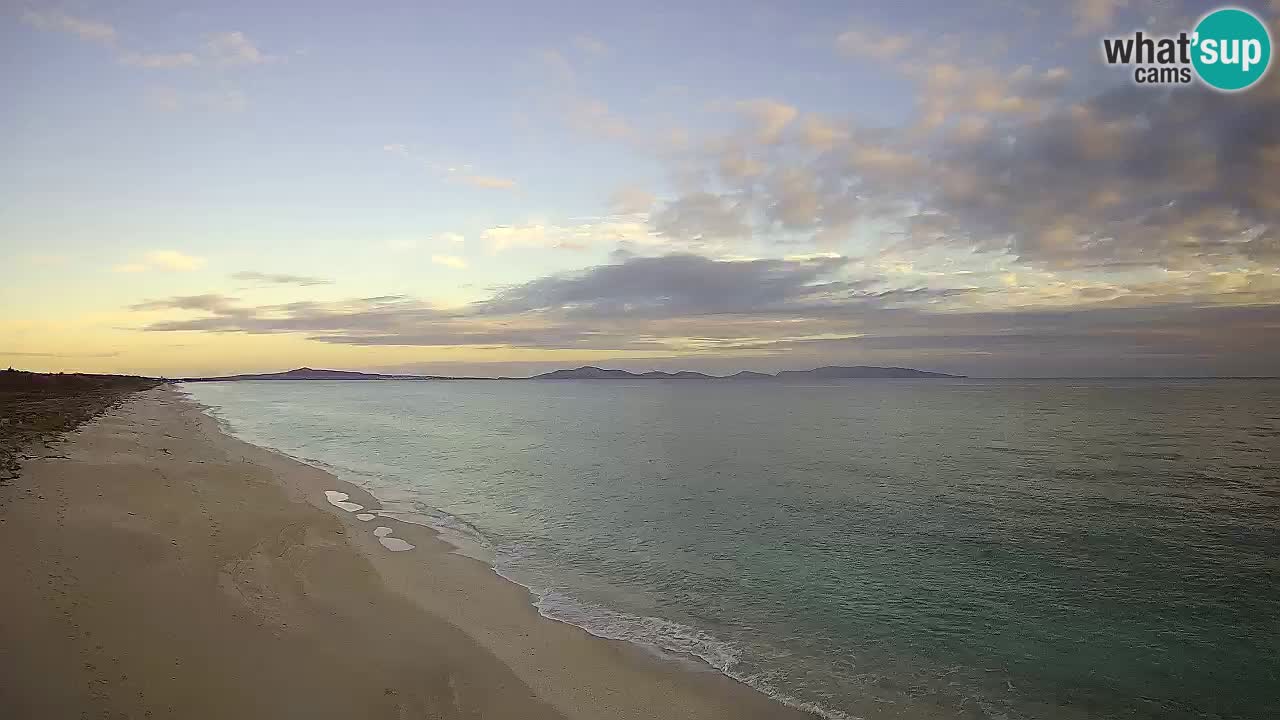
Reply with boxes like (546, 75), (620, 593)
(0, 385), (811, 719)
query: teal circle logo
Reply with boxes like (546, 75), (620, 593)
(1192, 8), (1271, 91)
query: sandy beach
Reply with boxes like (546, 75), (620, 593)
(0, 385), (811, 719)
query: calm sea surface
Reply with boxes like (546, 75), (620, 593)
(182, 379), (1280, 719)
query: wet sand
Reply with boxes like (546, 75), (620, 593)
(0, 385), (811, 719)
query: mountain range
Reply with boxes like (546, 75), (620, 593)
(177, 365), (962, 382)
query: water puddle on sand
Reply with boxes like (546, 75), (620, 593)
(355, 513), (375, 521)
(323, 490), (364, 513)
(373, 526), (415, 552)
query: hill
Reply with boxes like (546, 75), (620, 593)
(176, 365), (963, 382)
(774, 366), (958, 379)
(177, 367), (432, 382)
(530, 365), (962, 380)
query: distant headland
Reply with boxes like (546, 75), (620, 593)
(176, 365), (964, 382)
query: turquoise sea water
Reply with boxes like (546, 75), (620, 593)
(182, 379), (1280, 719)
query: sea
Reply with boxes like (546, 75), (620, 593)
(181, 378), (1280, 720)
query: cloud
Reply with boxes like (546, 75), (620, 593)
(736, 99), (798, 144)
(113, 250), (206, 273)
(231, 271), (334, 286)
(129, 293), (243, 313)
(23, 8), (202, 72)
(835, 29), (911, 60)
(478, 253), (857, 318)
(537, 48), (575, 84)
(22, 9), (116, 44)
(608, 187), (656, 215)
(120, 51), (199, 69)
(125, 254), (872, 350)
(462, 175), (518, 190)
(481, 219), (657, 253)
(907, 76), (1280, 271)
(765, 168), (823, 230)
(431, 255), (468, 269)
(635, 53), (1279, 283)
(204, 31), (268, 66)
(651, 193), (750, 242)
(378, 144), (514, 191)
(438, 232), (465, 244)
(798, 114), (851, 150)
(1073, 0), (1127, 33)
(122, 252), (1280, 375)
(568, 98), (633, 140)
(717, 147), (767, 181)
(524, 40), (656, 150)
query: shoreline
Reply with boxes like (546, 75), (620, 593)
(187, 387), (838, 716)
(1, 385), (816, 719)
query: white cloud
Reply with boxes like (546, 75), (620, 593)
(146, 250), (206, 271)
(798, 114), (851, 150)
(462, 175), (518, 190)
(537, 48), (575, 84)
(438, 232), (465, 244)
(481, 219), (659, 253)
(835, 29), (911, 60)
(22, 9), (117, 44)
(21, 10), (234, 73)
(431, 255), (468, 269)
(735, 99), (798, 144)
(121, 51), (199, 69)
(205, 31), (268, 66)
(609, 187), (656, 215)
(1073, 0), (1127, 33)
(569, 98), (633, 140)
(113, 250), (206, 273)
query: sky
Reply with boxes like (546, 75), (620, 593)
(3, 0), (1279, 378)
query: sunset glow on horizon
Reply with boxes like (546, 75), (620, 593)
(5, 1), (1280, 378)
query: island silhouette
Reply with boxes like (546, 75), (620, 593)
(177, 365), (963, 382)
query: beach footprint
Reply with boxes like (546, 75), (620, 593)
(323, 490), (363, 513)
(373, 526), (414, 552)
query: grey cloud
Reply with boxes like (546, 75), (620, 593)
(692, 303), (1280, 376)
(130, 294), (245, 314)
(651, 192), (751, 241)
(651, 58), (1280, 277)
(478, 253), (858, 318)
(231, 271), (334, 286)
(905, 74), (1280, 270)
(128, 254), (901, 349)
(126, 252), (1280, 375)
